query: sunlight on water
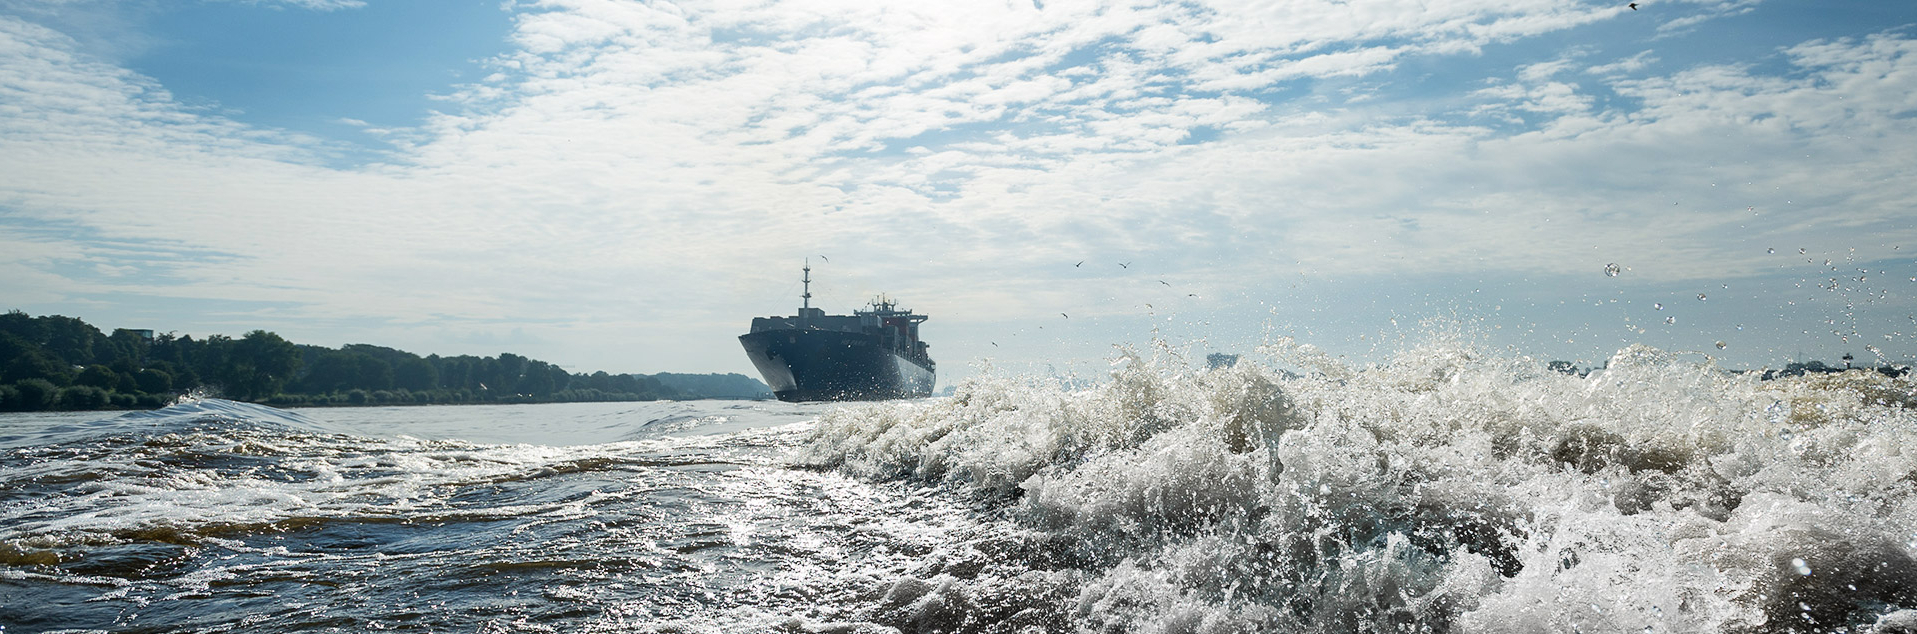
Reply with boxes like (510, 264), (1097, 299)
(0, 400), (960, 633)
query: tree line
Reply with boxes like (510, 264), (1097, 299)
(0, 310), (768, 412)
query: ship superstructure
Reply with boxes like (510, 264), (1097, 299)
(738, 263), (935, 402)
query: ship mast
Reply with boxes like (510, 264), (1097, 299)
(801, 259), (812, 310)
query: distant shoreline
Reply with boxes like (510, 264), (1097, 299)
(1, 311), (773, 414)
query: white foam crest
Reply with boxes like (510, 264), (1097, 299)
(0, 398), (328, 450)
(1022, 422), (1268, 537)
(804, 336), (1917, 632)
(798, 346), (1304, 496)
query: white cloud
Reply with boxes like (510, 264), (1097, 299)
(1656, 0), (1761, 35)
(1587, 50), (1659, 76)
(3, 2), (1915, 375)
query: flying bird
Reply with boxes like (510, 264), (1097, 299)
(991, 342), (998, 347)
(1061, 313), (1069, 319)
(1628, 2), (1637, 9)
(1074, 261), (1083, 267)
(1118, 262), (1131, 269)
(818, 255), (829, 262)
(1159, 280), (1171, 287)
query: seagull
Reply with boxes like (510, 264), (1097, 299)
(1074, 261), (1083, 267)
(1159, 280), (1171, 287)
(818, 255), (830, 262)
(1061, 312), (1069, 318)
(1628, 2), (1637, 8)
(1118, 262), (1130, 269)
(991, 342), (998, 347)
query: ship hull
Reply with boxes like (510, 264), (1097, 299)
(739, 330), (934, 402)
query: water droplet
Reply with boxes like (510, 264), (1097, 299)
(1604, 263), (1621, 277)
(1792, 558), (1811, 575)
(1767, 247), (1776, 254)
(1697, 293), (1707, 301)
(1800, 248), (1807, 254)
(1665, 316), (1676, 324)
(1736, 324), (1745, 330)
(1715, 341), (1727, 349)
(1654, 303), (1664, 310)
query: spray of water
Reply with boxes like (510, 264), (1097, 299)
(800, 337), (1917, 633)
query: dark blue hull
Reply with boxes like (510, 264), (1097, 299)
(738, 330), (934, 402)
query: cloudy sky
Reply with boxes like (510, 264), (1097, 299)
(2, 0), (1913, 384)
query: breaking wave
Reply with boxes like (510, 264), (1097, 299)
(798, 338), (1917, 633)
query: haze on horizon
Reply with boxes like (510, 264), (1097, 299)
(2, 0), (1914, 385)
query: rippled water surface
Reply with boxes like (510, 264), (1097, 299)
(6, 341), (1917, 633)
(1, 399), (991, 633)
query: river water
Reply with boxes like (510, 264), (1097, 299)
(4, 340), (1917, 633)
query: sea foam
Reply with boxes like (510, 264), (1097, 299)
(799, 339), (1917, 633)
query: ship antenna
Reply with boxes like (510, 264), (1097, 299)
(802, 259), (812, 310)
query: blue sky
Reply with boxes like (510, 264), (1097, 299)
(2, 0), (1914, 383)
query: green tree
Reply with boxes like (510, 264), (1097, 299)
(496, 353), (528, 387)
(37, 315), (108, 366)
(3, 349), (72, 386)
(58, 385), (109, 410)
(350, 354), (395, 391)
(298, 351), (376, 393)
(114, 371), (138, 394)
(393, 357), (439, 392)
(183, 334), (228, 391)
(516, 360), (556, 396)
(107, 329), (152, 365)
(136, 368), (174, 394)
(0, 310), (39, 344)
(8, 378), (57, 411)
(149, 333), (192, 374)
(147, 358), (198, 392)
(431, 355), (468, 391)
(217, 331), (301, 401)
(0, 331), (33, 367)
(75, 365), (117, 390)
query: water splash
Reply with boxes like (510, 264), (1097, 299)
(802, 338), (1917, 633)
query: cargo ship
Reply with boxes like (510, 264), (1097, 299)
(739, 263), (935, 402)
